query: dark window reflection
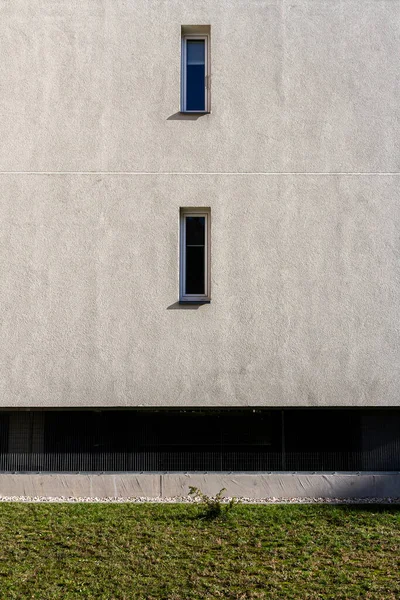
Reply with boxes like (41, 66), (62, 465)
(186, 216), (205, 245)
(185, 216), (205, 294)
(186, 40), (205, 111)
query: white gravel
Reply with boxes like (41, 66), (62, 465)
(0, 496), (398, 504)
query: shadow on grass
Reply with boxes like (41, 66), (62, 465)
(326, 504), (400, 514)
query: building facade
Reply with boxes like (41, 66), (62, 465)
(0, 0), (399, 497)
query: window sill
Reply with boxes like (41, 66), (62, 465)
(180, 111), (210, 115)
(179, 300), (210, 305)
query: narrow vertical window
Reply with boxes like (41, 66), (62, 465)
(180, 209), (210, 302)
(181, 31), (209, 113)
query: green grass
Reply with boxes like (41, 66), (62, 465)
(0, 503), (398, 599)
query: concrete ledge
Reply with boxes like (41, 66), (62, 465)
(162, 473), (400, 499)
(0, 473), (399, 499)
(0, 474), (160, 498)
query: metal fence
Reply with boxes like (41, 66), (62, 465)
(0, 409), (398, 473)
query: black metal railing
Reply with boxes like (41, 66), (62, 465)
(0, 409), (398, 473)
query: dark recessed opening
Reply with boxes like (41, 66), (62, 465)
(0, 409), (398, 473)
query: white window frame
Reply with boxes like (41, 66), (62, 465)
(181, 34), (210, 113)
(180, 208), (211, 303)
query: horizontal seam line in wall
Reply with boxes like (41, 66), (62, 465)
(0, 172), (400, 176)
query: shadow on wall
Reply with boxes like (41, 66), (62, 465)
(167, 112), (208, 121)
(264, 473), (400, 500)
(318, 473), (400, 500)
(167, 302), (201, 310)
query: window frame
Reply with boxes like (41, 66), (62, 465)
(179, 208), (211, 303)
(181, 34), (210, 113)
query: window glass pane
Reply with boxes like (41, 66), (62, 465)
(186, 40), (205, 111)
(185, 216), (206, 295)
(186, 247), (205, 294)
(186, 216), (205, 246)
(187, 40), (205, 65)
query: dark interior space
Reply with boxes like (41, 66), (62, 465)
(0, 409), (398, 473)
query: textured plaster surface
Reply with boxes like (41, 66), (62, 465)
(0, 473), (399, 499)
(1, 175), (399, 407)
(0, 1), (399, 408)
(1, 0), (400, 172)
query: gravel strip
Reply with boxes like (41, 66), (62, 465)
(0, 496), (398, 504)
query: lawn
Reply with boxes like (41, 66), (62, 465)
(0, 503), (398, 599)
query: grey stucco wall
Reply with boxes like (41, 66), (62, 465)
(0, 1), (399, 408)
(1, 0), (400, 172)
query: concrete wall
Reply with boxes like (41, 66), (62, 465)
(0, 473), (399, 500)
(0, 1), (399, 408)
